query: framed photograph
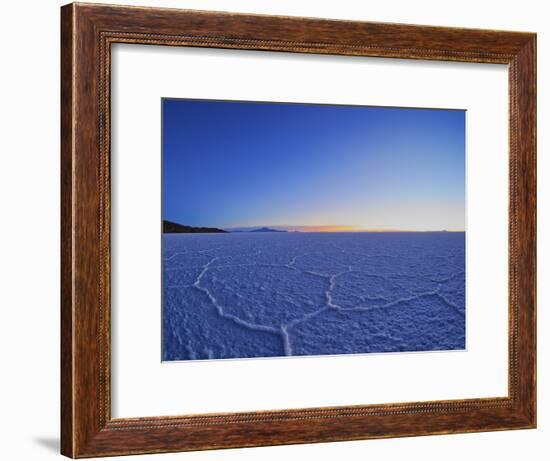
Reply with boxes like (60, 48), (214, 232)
(61, 2), (536, 458)
(160, 98), (467, 362)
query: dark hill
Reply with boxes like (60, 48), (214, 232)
(251, 227), (287, 233)
(163, 220), (227, 234)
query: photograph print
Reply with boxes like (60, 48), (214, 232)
(162, 98), (465, 362)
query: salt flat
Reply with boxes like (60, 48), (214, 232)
(162, 232), (465, 361)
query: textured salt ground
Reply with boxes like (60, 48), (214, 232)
(162, 232), (465, 361)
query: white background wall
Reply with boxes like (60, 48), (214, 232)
(0, 1), (546, 460)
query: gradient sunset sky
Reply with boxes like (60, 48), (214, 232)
(162, 99), (465, 232)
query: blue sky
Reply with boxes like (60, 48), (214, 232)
(162, 99), (465, 231)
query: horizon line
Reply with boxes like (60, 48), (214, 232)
(223, 224), (465, 232)
(225, 229), (466, 233)
(164, 221), (465, 233)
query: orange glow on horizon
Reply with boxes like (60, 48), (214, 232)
(281, 225), (465, 233)
(307, 225), (363, 232)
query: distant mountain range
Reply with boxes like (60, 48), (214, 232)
(251, 227), (287, 233)
(226, 227), (288, 233)
(163, 220), (227, 234)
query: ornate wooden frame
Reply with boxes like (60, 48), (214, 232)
(61, 2), (536, 458)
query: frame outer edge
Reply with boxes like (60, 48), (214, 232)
(61, 3), (76, 458)
(516, 33), (537, 427)
(532, 34), (537, 428)
(63, 2), (104, 457)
